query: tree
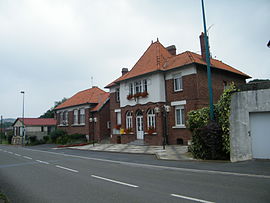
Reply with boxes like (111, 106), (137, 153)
(39, 98), (68, 118)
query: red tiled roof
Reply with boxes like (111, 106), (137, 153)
(54, 87), (109, 111)
(16, 118), (56, 126)
(164, 51), (250, 77)
(105, 41), (250, 87)
(91, 92), (110, 112)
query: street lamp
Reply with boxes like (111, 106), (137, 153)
(155, 105), (170, 150)
(201, 0), (214, 120)
(20, 91), (25, 146)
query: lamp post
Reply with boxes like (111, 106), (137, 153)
(20, 91), (25, 146)
(201, 0), (214, 120)
(155, 105), (170, 150)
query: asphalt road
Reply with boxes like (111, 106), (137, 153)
(0, 145), (270, 203)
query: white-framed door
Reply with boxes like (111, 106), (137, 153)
(136, 111), (144, 140)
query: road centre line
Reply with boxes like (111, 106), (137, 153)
(91, 175), (139, 188)
(23, 148), (270, 179)
(14, 153), (21, 156)
(36, 160), (49, 164)
(55, 165), (78, 173)
(171, 194), (215, 203)
(8, 152), (13, 154)
(23, 156), (32, 160)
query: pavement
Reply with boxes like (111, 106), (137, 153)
(68, 143), (194, 161)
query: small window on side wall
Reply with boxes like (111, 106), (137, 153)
(174, 74), (183, 92)
(175, 105), (185, 126)
(116, 88), (120, 102)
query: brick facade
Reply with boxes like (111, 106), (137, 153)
(56, 101), (110, 142)
(110, 65), (247, 146)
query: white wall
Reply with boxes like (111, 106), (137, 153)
(165, 64), (197, 80)
(120, 72), (166, 107)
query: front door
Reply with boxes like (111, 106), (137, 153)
(136, 113), (144, 140)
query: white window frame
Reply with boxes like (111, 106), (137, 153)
(135, 81), (142, 94)
(174, 74), (183, 92)
(116, 112), (121, 125)
(147, 109), (156, 129)
(143, 79), (147, 92)
(129, 83), (133, 95)
(126, 111), (133, 129)
(60, 112), (64, 125)
(174, 105), (185, 127)
(79, 109), (85, 124)
(64, 111), (68, 125)
(73, 109), (78, 124)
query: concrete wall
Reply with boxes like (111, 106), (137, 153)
(230, 88), (270, 162)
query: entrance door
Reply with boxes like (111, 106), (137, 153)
(136, 111), (144, 139)
(250, 112), (270, 159)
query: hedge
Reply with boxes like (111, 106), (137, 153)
(187, 84), (237, 160)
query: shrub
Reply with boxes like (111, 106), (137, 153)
(56, 136), (70, 145)
(50, 129), (67, 143)
(29, 136), (37, 143)
(43, 135), (50, 143)
(68, 134), (86, 140)
(187, 83), (236, 160)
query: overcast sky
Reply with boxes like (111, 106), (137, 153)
(0, 0), (269, 119)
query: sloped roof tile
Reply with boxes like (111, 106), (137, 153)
(105, 40), (250, 87)
(55, 87), (109, 111)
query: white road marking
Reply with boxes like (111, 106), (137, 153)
(36, 160), (49, 164)
(55, 165), (78, 173)
(91, 175), (138, 188)
(171, 194), (215, 203)
(8, 152), (13, 154)
(23, 156), (32, 160)
(23, 148), (270, 179)
(14, 153), (21, 156)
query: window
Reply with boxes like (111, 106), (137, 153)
(174, 74), (183, 92)
(73, 110), (78, 124)
(60, 112), (63, 124)
(116, 112), (121, 125)
(147, 109), (156, 129)
(41, 126), (44, 132)
(135, 81), (142, 94)
(126, 111), (133, 129)
(79, 109), (85, 124)
(143, 79), (147, 92)
(116, 88), (120, 102)
(63, 111), (68, 125)
(223, 81), (228, 90)
(129, 83), (133, 95)
(175, 106), (185, 126)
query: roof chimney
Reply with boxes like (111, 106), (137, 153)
(199, 32), (207, 61)
(166, 45), (176, 55)
(121, 68), (128, 76)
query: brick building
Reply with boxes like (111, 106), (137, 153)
(106, 33), (250, 145)
(54, 86), (110, 142)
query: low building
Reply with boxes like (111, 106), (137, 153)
(12, 118), (56, 144)
(230, 82), (270, 161)
(54, 86), (110, 142)
(106, 33), (250, 146)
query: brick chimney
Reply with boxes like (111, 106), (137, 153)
(166, 45), (176, 55)
(199, 32), (206, 61)
(121, 68), (128, 76)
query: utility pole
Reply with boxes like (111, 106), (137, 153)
(0, 115), (3, 144)
(21, 91), (25, 146)
(201, 0), (214, 120)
